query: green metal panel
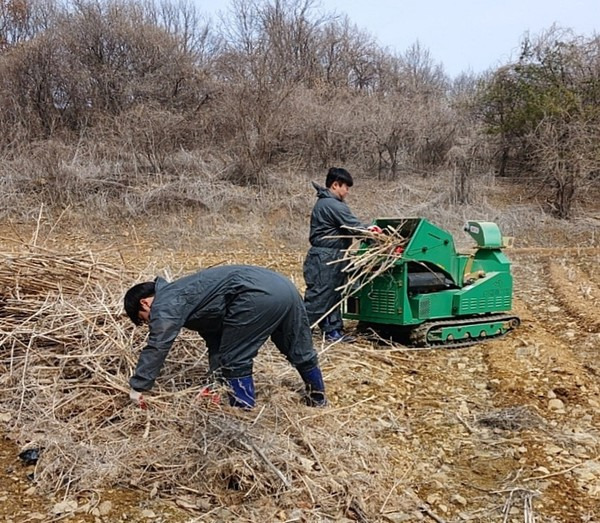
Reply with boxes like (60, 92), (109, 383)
(465, 221), (503, 249)
(453, 272), (513, 315)
(374, 218), (463, 284)
(345, 268), (413, 325)
(409, 291), (456, 320)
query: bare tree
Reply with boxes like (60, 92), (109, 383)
(142, 0), (220, 66)
(530, 116), (600, 219)
(0, 0), (57, 50)
(446, 131), (491, 204)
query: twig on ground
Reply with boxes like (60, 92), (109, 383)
(522, 456), (599, 482)
(406, 488), (447, 523)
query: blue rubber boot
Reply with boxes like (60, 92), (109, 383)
(227, 376), (255, 409)
(299, 366), (327, 407)
(325, 329), (356, 343)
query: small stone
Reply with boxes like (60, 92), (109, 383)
(516, 346), (535, 358)
(141, 509), (156, 518)
(214, 508), (234, 520)
(383, 513), (413, 522)
(547, 305), (560, 313)
(547, 390), (557, 399)
(575, 470), (596, 482)
(51, 500), (78, 515)
(549, 398), (565, 411)
(426, 493), (441, 505)
(196, 497), (212, 511)
(98, 501), (112, 516)
(452, 494), (467, 506)
(545, 443), (563, 455)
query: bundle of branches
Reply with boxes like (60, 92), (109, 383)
(0, 250), (124, 298)
(311, 223), (409, 329)
(337, 223), (409, 297)
(0, 248), (412, 521)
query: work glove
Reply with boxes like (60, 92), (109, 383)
(367, 225), (383, 234)
(129, 388), (148, 410)
(195, 384), (221, 405)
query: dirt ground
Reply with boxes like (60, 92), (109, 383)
(0, 224), (599, 522)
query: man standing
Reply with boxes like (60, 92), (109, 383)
(304, 167), (378, 342)
(124, 265), (326, 409)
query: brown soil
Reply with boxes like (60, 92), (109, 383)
(1, 225), (599, 523)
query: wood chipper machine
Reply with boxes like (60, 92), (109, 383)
(343, 218), (520, 347)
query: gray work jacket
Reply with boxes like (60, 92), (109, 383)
(308, 182), (367, 250)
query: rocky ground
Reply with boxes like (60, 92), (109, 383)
(0, 232), (598, 522)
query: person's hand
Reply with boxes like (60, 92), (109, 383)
(129, 388), (148, 410)
(367, 225), (383, 234)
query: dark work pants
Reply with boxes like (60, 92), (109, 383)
(202, 275), (318, 378)
(303, 246), (346, 333)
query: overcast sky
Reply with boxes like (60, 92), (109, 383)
(198, 0), (598, 78)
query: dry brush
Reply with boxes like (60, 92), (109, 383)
(0, 244), (413, 520)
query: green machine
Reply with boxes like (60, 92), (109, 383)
(343, 218), (520, 347)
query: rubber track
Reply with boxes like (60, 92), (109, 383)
(409, 313), (521, 349)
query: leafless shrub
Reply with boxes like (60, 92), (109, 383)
(110, 104), (208, 174)
(529, 116), (600, 219)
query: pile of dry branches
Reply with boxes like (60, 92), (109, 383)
(337, 224), (409, 296)
(0, 245), (409, 520)
(311, 224), (409, 328)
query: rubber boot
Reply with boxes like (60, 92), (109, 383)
(227, 376), (255, 409)
(325, 329), (356, 343)
(299, 366), (327, 407)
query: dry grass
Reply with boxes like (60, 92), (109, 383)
(0, 242), (417, 521)
(1, 143), (598, 251)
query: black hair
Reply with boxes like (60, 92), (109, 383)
(325, 167), (354, 188)
(124, 281), (156, 326)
